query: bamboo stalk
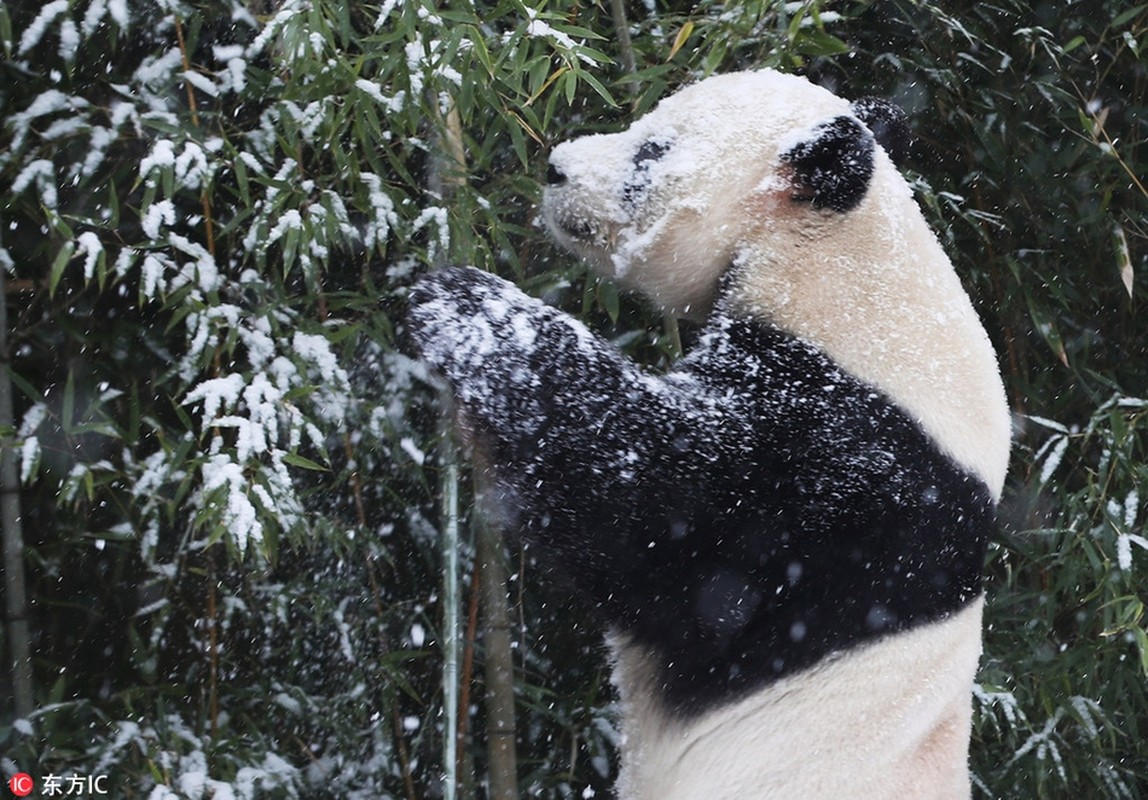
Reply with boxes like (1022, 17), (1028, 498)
(173, 15), (227, 744)
(430, 79), (521, 800)
(476, 512), (518, 800)
(429, 92), (467, 800)
(456, 556), (483, 777)
(207, 555), (219, 740)
(440, 447), (461, 800)
(1, 265), (34, 721)
(609, 0), (638, 85)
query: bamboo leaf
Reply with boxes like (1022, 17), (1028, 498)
(1134, 627), (1148, 677)
(471, 29), (494, 76)
(1112, 4), (1148, 28)
(1026, 290), (1069, 367)
(525, 66), (567, 106)
(793, 29), (851, 57)
(234, 153), (251, 206)
(668, 21), (694, 61)
(0, 5), (12, 59)
(49, 242), (75, 297)
(283, 452), (330, 472)
(1063, 34), (1088, 54)
(598, 279), (619, 323)
(1114, 224), (1134, 299)
(108, 181), (121, 227)
(578, 70), (617, 107)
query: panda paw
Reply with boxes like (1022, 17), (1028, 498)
(406, 266), (550, 391)
(407, 265), (515, 319)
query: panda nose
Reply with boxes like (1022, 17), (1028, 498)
(546, 162), (567, 186)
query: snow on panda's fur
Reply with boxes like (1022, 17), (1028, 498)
(407, 69), (1011, 799)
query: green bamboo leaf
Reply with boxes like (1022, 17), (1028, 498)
(598, 279), (620, 323)
(0, 4), (12, 58)
(262, 516), (280, 564)
(107, 180), (121, 227)
(48, 675), (67, 705)
(786, 5), (809, 40)
(1134, 627), (1148, 677)
(49, 241), (76, 297)
(71, 421), (120, 438)
(574, 46), (612, 64)
(551, 24), (606, 41)
(563, 69), (577, 104)
(1115, 224), (1134, 298)
(1112, 4), (1147, 28)
(507, 119), (529, 171)
(1122, 30), (1140, 58)
(283, 452), (330, 472)
(7, 370), (41, 405)
(95, 248), (109, 290)
(1063, 35), (1088, 54)
(434, 9), (480, 24)
(282, 224), (301, 277)
(528, 56), (551, 98)
(471, 29), (494, 75)
(1025, 289), (1069, 367)
(234, 154), (251, 206)
(578, 70), (617, 107)
(526, 65), (567, 106)
(48, 209), (75, 241)
(793, 29), (851, 57)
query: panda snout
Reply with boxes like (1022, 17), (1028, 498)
(546, 161), (567, 186)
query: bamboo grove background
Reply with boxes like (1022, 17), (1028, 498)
(1, 0), (1147, 797)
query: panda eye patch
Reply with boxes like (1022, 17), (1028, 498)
(633, 140), (671, 169)
(622, 140), (672, 207)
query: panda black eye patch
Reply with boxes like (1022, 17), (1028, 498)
(633, 139), (671, 168)
(622, 140), (672, 206)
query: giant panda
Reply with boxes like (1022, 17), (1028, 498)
(407, 69), (1011, 799)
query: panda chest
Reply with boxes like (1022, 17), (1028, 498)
(614, 319), (994, 713)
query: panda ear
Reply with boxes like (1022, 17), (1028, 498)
(779, 115), (875, 213)
(850, 97), (911, 167)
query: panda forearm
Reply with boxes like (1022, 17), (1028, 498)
(407, 267), (713, 495)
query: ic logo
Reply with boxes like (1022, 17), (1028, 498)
(7, 773), (34, 797)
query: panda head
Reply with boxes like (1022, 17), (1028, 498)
(543, 70), (909, 321)
(543, 69), (1011, 500)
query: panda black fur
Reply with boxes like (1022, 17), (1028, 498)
(407, 70), (1011, 799)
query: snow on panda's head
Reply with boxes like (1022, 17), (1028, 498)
(543, 70), (903, 319)
(544, 69), (1011, 499)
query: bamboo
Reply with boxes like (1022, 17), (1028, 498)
(431, 81), (521, 800)
(456, 557), (483, 777)
(476, 513), (518, 799)
(440, 449), (462, 800)
(0, 265), (33, 721)
(431, 94), (468, 800)
(609, 0), (637, 83)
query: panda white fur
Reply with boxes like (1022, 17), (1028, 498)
(407, 69), (1011, 799)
